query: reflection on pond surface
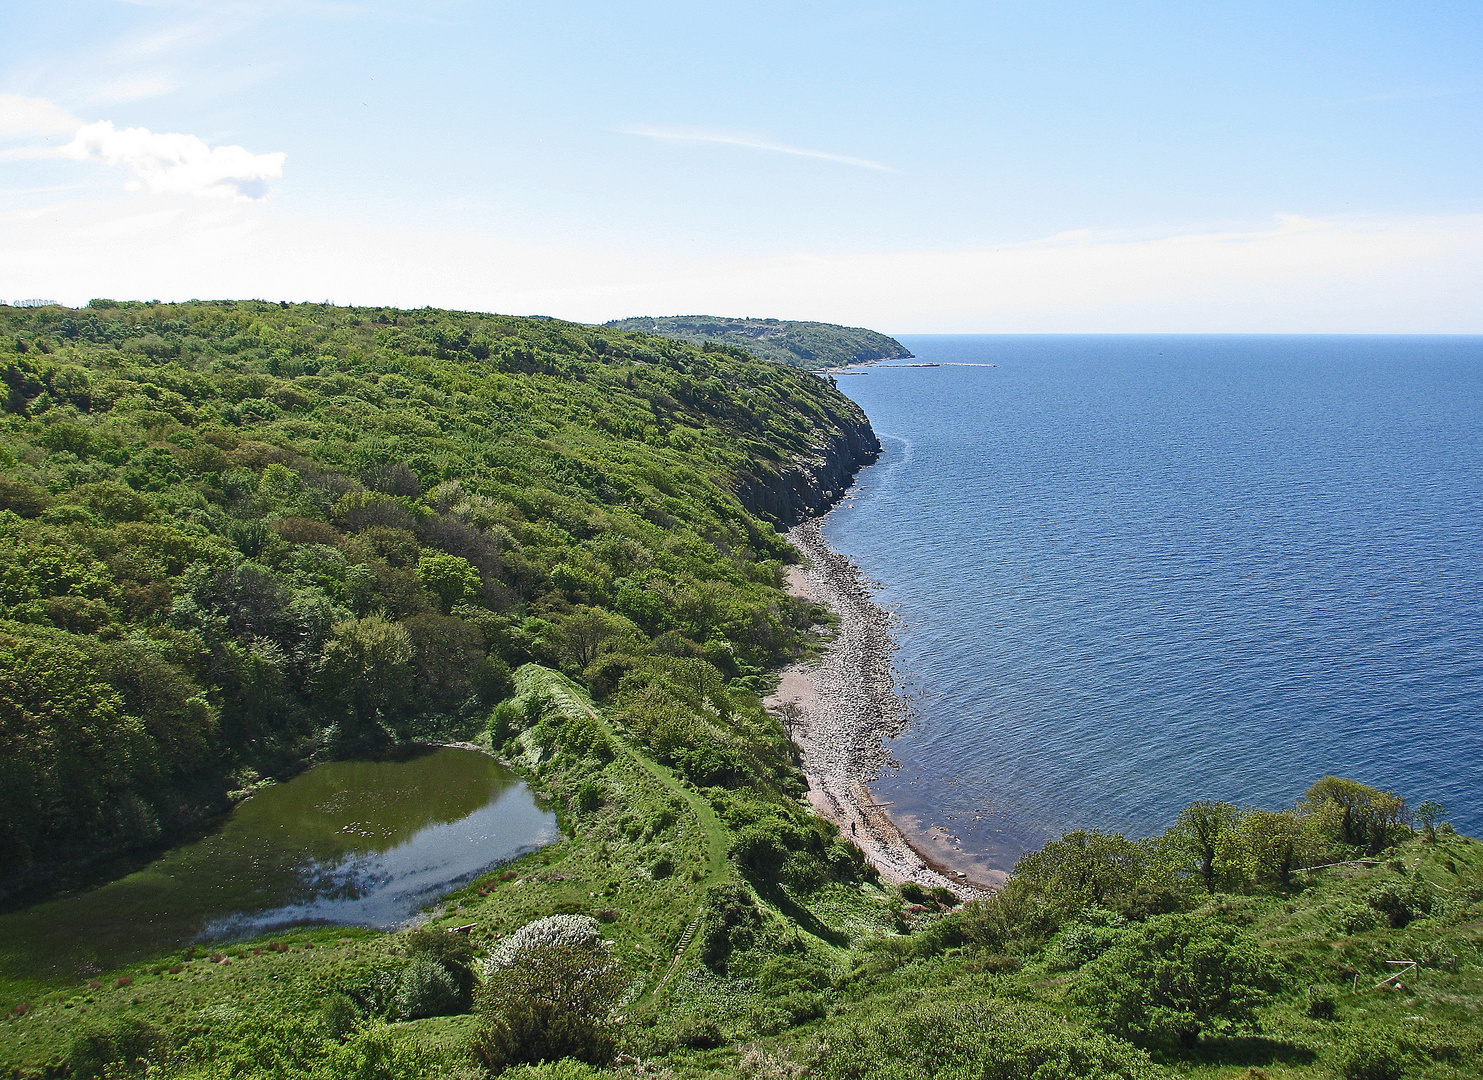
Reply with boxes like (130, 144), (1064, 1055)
(0, 748), (556, 983)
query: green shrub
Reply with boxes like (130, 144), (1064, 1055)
(403, 925), (476, 1010)
(473, 655), (514, 704)
(473, 944), (626, 1072)
(748, 991), (827, 1036)
(811, 999), (1159, 1080)
(900, 882), (929, 904)
(1333, 902), (1383, 935)
(1306, 986), (1338, 1020)
(1366, 880), (1435, 928)
(757, 953), (833, 994)
(562, 715), (613, 761)
(523, 690), (553, 727)
(1421, 940), (1460, 972)
(666, 1016), (726, 1051)
(958, 878), (1060, 953)
(68, 1018), (166, 1078)
(1046, 908), (1129, 969)
(0, 475), (49, 517)
(321, 992), (362, 1039)
(1014, 830), (1156, 918)
(1336, 1033), (1406, 1080)
(395, 955), (463, 1020)
(310, 1020), (443, 1080)
(852, 934), (920, 978)
(1072, 912), (1280, 1048)
(698, 882), (763, 973)
(487, 699), (523, 744)
(165, 1015), (328, 1078)
(574, 780), (605, 814)
(503, 1062), (606, 1080)
(731, 824), (790, 877)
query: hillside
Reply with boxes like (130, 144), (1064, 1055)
(0, 299), (877, 896)
(2, 301), (1481, 1080)
(601, 316), (912, 369)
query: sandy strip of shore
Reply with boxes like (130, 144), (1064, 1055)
(766, 519), (1003, 900)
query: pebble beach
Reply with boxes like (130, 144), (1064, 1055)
(767, 519), (1002, 899)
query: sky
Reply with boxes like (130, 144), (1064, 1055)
(1, 0), (1481, 332)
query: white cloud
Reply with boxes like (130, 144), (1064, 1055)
(2, 200), (1480, 333)
(617, 125), (894, 172)
(60, 120), (285, 200)
(0, 184), (86, 197)
(0, 95), (83, 137)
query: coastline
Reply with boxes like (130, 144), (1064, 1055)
(767, 518), (1005, 899)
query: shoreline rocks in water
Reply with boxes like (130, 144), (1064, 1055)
(769, 519), (1003, 899)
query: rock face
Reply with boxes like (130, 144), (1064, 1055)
(734, 397), (881, 525)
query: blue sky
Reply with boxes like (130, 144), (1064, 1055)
(2, 0), (1480, 330)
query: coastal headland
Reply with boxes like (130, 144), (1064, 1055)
(602, 315), (913, 370)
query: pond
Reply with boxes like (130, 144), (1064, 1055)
(0, 747), (556, 984)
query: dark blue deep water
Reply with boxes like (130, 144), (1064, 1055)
(825, 336), (1483, 871)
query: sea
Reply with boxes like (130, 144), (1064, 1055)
(823, 335), (1483, 872)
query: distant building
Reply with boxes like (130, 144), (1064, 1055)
(13, 299), (57, 308)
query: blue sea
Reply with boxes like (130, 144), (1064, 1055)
(823, 335), (1483, 871)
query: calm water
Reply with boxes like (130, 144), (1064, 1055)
(826, 336), (1483, 871)
(0, 748), (555, 982)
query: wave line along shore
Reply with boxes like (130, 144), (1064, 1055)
(767, 518), (1003, 899)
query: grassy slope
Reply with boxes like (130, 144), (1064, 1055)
(601, 316), (912, 369)
(0, 663), (894, 1075)
(8, 662), (1481, 1079)
(782, 835), (1483, 1080)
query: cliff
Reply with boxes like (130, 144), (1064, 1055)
(734, 402), (880, 524)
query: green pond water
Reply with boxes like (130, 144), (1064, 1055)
(0, 748), (556, 983)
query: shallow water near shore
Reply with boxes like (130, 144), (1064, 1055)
(826, 335), (1483, 872)
(0, 748), (555, 983)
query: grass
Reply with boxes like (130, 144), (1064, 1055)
(5, 668), (1481, 1080)
(0, 661), (899, 1076)
(790, 833), (1483, 1080)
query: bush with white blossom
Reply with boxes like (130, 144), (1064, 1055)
(485, 914), (603, 975)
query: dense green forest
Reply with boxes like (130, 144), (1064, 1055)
(600, 317), (912, 369)
(2, 302), (1480, 1080)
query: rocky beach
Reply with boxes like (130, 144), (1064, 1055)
(768, 518), (1003, 899)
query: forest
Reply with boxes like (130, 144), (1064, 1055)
(1, 301), (1480, 1080)
(0, 299), (872, 892)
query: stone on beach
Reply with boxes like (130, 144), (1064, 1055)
(768, 519), (993, 899)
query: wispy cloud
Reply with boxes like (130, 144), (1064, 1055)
(616, 125), (894, 172)
(59, 120), (285, 200)
(0, 95), (83, 137)
(0, 184), (86, 197)
(89, 73), (177, 103)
